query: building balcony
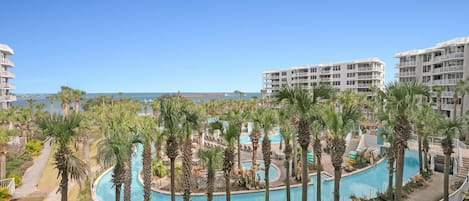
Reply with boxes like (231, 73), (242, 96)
(0, 44), (14, 55)
(0, 83), (16, 90)
(0, 59), (14, 67)
(0, 95), (16, 102)
(357, 66), (382, 72)
(395, 61), (416, 68)
(0, 71), (15, 78)
(442, 65), (464, 73)
(395, 72), (416, 77)
(319, 77), (331, 82)
(357, 83), (372, 88)
(432, 79), (458, 85)
(270, 75), (280, 79)
(357, 75), (382, 80)
(432, 52), (465, 63)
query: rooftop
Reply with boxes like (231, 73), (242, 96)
(395, 37), (469, 57)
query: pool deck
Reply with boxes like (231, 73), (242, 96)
(404, 172), (464, 201)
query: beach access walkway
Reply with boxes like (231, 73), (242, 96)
(12, 138), (53, 199)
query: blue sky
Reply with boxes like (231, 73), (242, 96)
(1, 0), (469, 93)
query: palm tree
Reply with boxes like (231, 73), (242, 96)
(160, 96), (183, 201)
(437, 117), (464, 201)
(310, 120), (325, 201)
(411, 104), (434, 175)
(198, 147), (223, 201)
(39, 114), (87, 201)
(381, 82), (429, 201)
(323, 102), (361, 201)
(250, 122), (261, 187)
(181, 102), (200, 201)
(73, 89), (86, 113)
(433, 86), (443, 114)
(0, 128), (15, 179)
(137, 116), (156, 201)
(379, 116), (397, 200)
(254, 108), (277, 201)
(276, 86), (332, 201)
(280, 125), (294, 201)
(57, 86), (74, 116)
(47, 94), (57, 115)
(223, 121), (238, 201)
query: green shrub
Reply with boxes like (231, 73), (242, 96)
(0, 187), (10, 199)
(6, 172), (21, 186)
(6, 154), (32, 175)
(152, 159), (167, 177)
(25, 139), (44, 156)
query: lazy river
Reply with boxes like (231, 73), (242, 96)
(95, 144), (419, 201)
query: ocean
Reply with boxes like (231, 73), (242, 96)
(12, 92), (261, 112)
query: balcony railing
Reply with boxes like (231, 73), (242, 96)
(0, 95), (16, 102)
(0, 71), (15, 78)
(396, 61), (416, 67)
(0, 59), (14, 67)
(357, 75), (382, 80)
(0, 83), (16, 89)
(432, 79), (458, 85)
(270, 75), (280, 79)
(432, 52), (465, 62)
(357, 83), (372, 88)
(396, 72), (416, 77)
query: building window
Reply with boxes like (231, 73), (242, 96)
(347, 73), (355, 78)
(333, 74), (340, 78)
(282, 72), (287, 76)
(346, 80), (355, 85)
(347, 64), (355, 70)
(311, 68), (317, 73)
(333, 65), (341, 71)
(333, 81), (340, 86)
(311, 75), (317, 79)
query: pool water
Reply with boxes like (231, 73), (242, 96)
(240, 161), (280, 182)
(240, 128), (282, 144)
(95, 144), (419, 201)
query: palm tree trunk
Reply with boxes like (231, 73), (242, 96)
(115, 184), (122, 201)
(424, 151), (429, 172)
(460, 94), (465, 118)
(124, 158), (131, 201)
(301, 147), (308, 201)
(453, 94), (458, 120)
(394, 147), (405, 201)
(237, 137), (241, 170)
(252, 147), (256, 187)
(0, 145), (6, 179)
(265, 166), (270, 201)
(170, 158), (176, 201)
(143, 142), (152, 201)
(417, 125), (423, 175)
(225, 172), (231, 201)
(208, 169), (214, 201)
(60, 168), (68, 201)
(292, 138), (297, 178)
(444, 153), (450, 201)
(333, 166), (341, 201)
(183, 137), (192, 201)
(388, 157), (394, 200)
(284, 156), (291, 201)
(314, 139), (321, 201)
(262, 136), (271, 201)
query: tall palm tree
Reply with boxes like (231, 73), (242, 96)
(381, 82), (429, 201)
(280, 125), (294, 201)
(254, 108), (277, 201)
(437, 117), (464, 201)
(410, 104), (434, 175)
(433, 86), (443, 114)
(198, 147), (223, 201)
(310, 120), (325, 201)
(250, 122), (261, 187)
(0, 128), (15, 179)
(73, 89), (86, 113)
(276, 86), (332, 201)
(323, 103), (361, 201)
(181, 102), (200, 201)
(137, 116), (156, 201)
(47, 94), (57, 116)
(57, 86), (74, 116)
(159, 96), (183, 201)
(39, 114), (87, 201)
(223, 121), (238, 201)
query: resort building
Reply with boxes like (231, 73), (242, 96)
(395, 37), (469, 118)
(0, 44), (16, 109)
(262, 58), (385, 98)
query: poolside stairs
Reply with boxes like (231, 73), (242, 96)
(458, 156), (469, 177)
(345, 137), (360, 156)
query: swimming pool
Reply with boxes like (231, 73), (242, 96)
(240, 128), (283, 144)
(240, 161), (280, 182)
(95, 144), (419, 201)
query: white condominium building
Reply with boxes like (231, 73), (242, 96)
(0, 44), (16, 109)
(395, 37), (469, 117)
(395, 37), (469, 118)
(262, 58), (385, 98)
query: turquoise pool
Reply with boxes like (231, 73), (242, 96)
(240, 128), (282, 144)
(240, 161), (280, 182)
(95, 144), (419, 201)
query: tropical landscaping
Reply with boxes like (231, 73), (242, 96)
(4, 80), (469, 201)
